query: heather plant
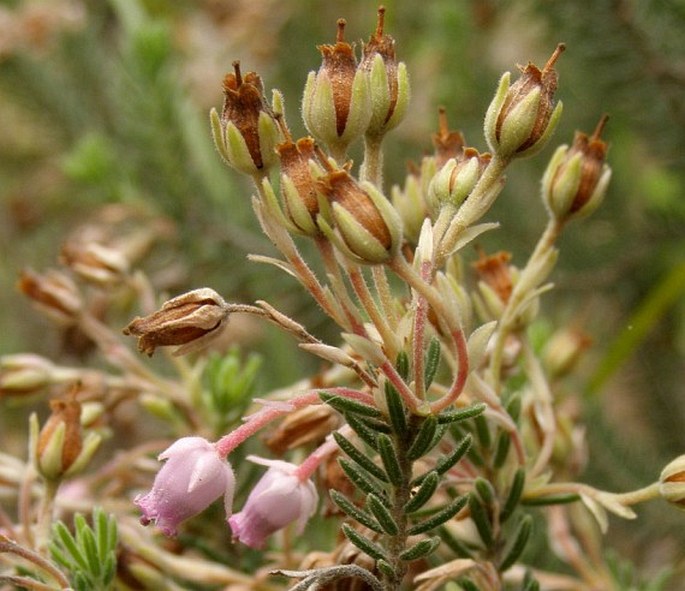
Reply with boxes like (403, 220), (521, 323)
(1, 5), (684, 591)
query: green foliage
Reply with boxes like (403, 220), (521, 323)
(49, 508), (117, 591)
(333, 432), (389, 483)
(202, 348), (262, 433)
(423, 336), (441, 389)
(605, 549), (673, 591)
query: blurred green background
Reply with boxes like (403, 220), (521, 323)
(1, 0), (684, 584)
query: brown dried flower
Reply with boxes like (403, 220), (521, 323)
(473, 250), (513, 303)
(123, 288), (229, 356)
(264, 405), (341, 454)
(18, 268), (82, 325)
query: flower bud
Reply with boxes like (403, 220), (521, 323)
(359, 7), (410, 138)
(391, 168), (428, 245)
(18, 268), (83, 325)
(317, 169), (402, 264)
(0, 353), (55, 398)
(210, 61), (281, 176)
(276, 135), (324, 237)
(427, 148), (491, 214)
(543, 328), (592, 378)
(542, 115), (611, 222)
(659, 455), (685, 510)
(484, 44), (565, 159)
(135, 437), (236, 536)
(123, 288), (229, 356)
(229, 456), (318, 549)
(34, 394), (101, 481)
(302, 19), (371, 157)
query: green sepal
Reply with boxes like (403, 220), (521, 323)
(384, 381), (407, 435)
(474, 414), (491, 449)
(474, 478), (495, 506)
(408, 495), (468, 535)
(367, 493), (399, 535)
(493, 431), (511, 468)
(424, 337), (441, 389)
(333, 432), (388, 483)
(437, 526), (475, 559)
(404, 471), (440, 513)
(395, 350), (410, 381)
(484, 72), (511, 153)
(338, 458), (385, 498)
(498, 514), (533, 571)
(330, 490), (384, 534)
(378, 433), (404, 486)
(468, 492), (493, 548)
(437, 403), (487, 425)
(399, 536), (441, 562)
(521, 493), (581, 507)
(406, 415), (439, 461)
(320, 392), (382, 418)
(342, 523), (389, 563)
(501, 468), (526, 522)
(331, 201), (392, 264)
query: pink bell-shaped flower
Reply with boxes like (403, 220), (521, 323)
(135, 437), (235, 536)
(229, 456), (318, 548)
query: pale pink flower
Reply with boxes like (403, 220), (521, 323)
(229, 456), (318, 548)
(135, 437), (235, 536)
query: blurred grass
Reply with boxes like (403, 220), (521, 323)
(1, 0), (684, 581)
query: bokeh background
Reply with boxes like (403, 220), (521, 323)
(1, 0), (684, 586)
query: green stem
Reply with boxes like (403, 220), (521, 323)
(37, 479), (60, 552)
(361, 134), (384, 189)
(612, 481), (661, 506)
(488, 218), (562, 386)
(346, 265), (401, 361)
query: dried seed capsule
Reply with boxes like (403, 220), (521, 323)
(542, 115), (611, 222)
(34, 391), (101, 482)
(359, 6), (410, 138)
(484, 44), (565, 159)
(302, 19), (371, 157)
(317, 168), (402, 264)
(123, 288), (229, 356)
(210, 62), (281, 176)
(276, 135), (324, 237)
